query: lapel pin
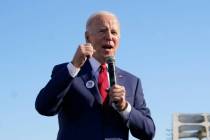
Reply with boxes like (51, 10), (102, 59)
(118, 75), (123, 78)
(86, 80), (95, 89)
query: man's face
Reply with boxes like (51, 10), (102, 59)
(86, 14), (120, 63)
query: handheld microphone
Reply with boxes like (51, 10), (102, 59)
(106, 56), (119, 105)
(105, 56), (117, 87)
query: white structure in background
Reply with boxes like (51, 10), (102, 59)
(173, 113), (210, 140)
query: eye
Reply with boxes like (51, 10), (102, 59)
(111, 30), (118, 35)
(99, 29), (106, 33)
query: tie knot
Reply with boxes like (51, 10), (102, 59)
(100, 64), (107, 72)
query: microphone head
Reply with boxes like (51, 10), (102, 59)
(105, 56), (115, 63)
(105, 56), (116, 87)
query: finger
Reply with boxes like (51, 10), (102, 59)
(112, 96), (123, 102)
(109, 91), (125, 102)
(111, 87), (125, 94)
(109, 87), (125, 97)
(84, 43), (96, 52)
(80, 45), (94, 57)
(84, 49), (94, 58)
(84, 43), (94, 50)
(85, 43), (92, 46)
(111, 85), (125, 90)
(112, 96), (124, 106)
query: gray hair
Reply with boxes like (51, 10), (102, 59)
(86, 11), (120, 32)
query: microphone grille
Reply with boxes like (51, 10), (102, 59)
(105, 56), (115, 63)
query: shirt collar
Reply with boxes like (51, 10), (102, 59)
(89, 57), (101, 73)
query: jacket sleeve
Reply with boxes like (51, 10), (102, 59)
(128, 78), (155, 140)
(35, 63), (73, 116)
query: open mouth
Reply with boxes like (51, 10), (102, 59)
(102, 45), (113, 49)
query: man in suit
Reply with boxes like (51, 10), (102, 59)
(35, 11), (155, 140)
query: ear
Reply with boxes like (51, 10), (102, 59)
(85, 31), (90, 43)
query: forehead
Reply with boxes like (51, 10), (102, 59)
(89, 14), (120, 30)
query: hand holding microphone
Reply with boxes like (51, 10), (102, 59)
(106, 56), (128, 111)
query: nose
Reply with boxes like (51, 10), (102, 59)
(105, 31), (112, 40)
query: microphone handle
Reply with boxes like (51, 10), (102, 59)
(107, 62), (116, 87)
(107, 62), (118, 105)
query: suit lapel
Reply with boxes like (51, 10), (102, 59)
(116, 67), (125, 87)
(115, 68), (131, 99)
(78, 61), (102, 104)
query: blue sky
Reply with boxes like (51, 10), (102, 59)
(0, 0), (209, 140)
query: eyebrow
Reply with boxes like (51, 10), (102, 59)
(97, 26), (118, 30)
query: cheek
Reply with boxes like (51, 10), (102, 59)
(114, 38), (120, 46)
(91, 39), (101, 47)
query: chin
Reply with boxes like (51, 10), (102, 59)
(104, 51), (115, 56)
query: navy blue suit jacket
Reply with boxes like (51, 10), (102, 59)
(35, 61), (155, 140)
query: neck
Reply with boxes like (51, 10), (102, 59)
(93, 56), (106, 64)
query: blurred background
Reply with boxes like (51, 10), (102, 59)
(0, 0), (209, 139)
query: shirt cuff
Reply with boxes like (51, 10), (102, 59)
(67, 63), (80, 77)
